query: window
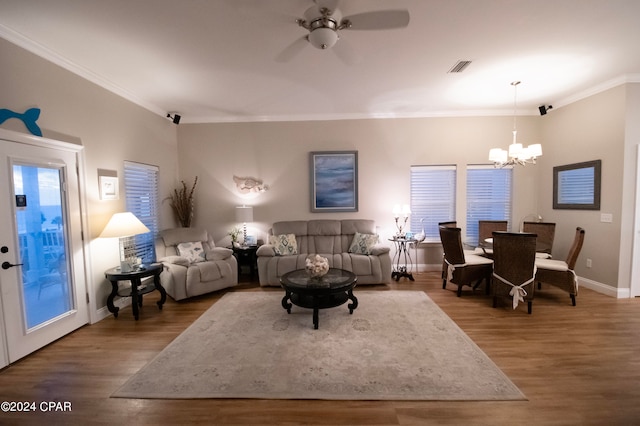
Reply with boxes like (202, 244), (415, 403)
(466, 165), (512, 244)
(124, 161), (159, 264)
(410, 165), (456, 241)
(553, 160), (601, 210)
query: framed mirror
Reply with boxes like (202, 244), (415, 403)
(553, 160), (601, 210)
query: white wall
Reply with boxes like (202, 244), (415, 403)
(177, 116), (542, 267)
(178, 85), (640, 293)
(3, 36), (635, 304)
(623, 84), (640, 297)
(0, 38), (179, 320)
(540, 86), (626, 293)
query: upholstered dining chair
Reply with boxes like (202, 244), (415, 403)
(534, 227), (585, 306)
(439, 226), (493, 297)
(438, 221), (482, 281)
(438, 221), (458, 281)
(523, 221), (556, 257)
(439, 221), (457, 228)
(477, 220), (508, 256)
(491, 231), (537, 314)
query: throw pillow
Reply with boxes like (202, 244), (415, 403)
(176, 241), (206, 263)
(348, 232), (378, 255)
(269, 233), (298, 255)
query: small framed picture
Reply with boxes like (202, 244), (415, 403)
(244, 235), (257, 246)
(99, 175), (119, 200)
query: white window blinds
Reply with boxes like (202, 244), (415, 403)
(124, 161), (159, 264)
(410, 165), (457, 241)
(465, 165), (512, 244)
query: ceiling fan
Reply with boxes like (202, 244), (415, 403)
(278, 0), (409, 60)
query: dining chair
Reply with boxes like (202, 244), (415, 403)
(523, 221), (556, 257)
(438, 221), (458, 281)
(477, 220), (508, 256)
(534, 227), (585, 306)
(439, 226), (493, 297)
(438, 221), (457, 228)
(491, 231), (537, 314)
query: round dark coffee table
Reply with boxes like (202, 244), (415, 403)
(280, 268), (358, 329)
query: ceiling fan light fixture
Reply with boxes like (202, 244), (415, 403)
(308, 27), (339, 49)
(293, 5), (409, 54)
(301, 6), (341, 50)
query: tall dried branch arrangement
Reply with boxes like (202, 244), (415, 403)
(169, 176), (198, 227)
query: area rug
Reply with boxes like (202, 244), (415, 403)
(112, 291), (525, 400)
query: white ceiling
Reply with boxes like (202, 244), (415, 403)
(1, 0), (639, 123)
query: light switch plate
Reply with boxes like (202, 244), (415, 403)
(600, 213), (613, 223)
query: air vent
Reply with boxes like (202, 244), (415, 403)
(448, 60), (472, 73)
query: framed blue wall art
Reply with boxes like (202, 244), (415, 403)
(309, 151), (358, 212)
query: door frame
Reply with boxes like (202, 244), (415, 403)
(631, 145), (640, 297)
(0, 128), (96, 322)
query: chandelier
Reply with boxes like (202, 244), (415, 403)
(489, 81), (542, 167)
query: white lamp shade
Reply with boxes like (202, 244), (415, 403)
(99, 212), (150, 238)
(490, 148), (508, 164)
(235, 206), (253, 223)
(508, 143), (523, 158)
(519, 146), (531, 160)
(489, 148), (504, 162)
(528, 143), (542, 157)
(393, 204), (411, 217)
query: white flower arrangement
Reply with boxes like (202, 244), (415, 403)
(305, 254), (330, 278)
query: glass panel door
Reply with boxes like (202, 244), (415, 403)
(0, 135), (88, 366)
(13, 163), (74, 329)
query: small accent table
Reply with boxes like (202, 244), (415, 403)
(280, 268), (358, 330)
(105, 263), (166, 320)
(389, 237), (417, 281)
(232, 245), (258, 278)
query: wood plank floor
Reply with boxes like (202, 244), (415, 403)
(1, 272), (639, 425)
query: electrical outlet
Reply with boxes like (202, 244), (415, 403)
(586, 258), (592, 268)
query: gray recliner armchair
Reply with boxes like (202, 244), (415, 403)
(155, 227), (238, 301)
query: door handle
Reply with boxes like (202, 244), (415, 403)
(1, 261), (23, 270)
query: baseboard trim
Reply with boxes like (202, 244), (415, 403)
(96, 297), (131, 322)
(579, 276), (628, 298)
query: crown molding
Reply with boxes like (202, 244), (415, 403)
(0, 24), (165, 117)
(2, 23), (639, 124)
(553, 74), (640, 109)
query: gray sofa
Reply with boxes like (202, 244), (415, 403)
(155, 227), (238, 300)
(256, 219), (391, 287)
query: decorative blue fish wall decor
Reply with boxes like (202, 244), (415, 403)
(0, 108), (43, 137)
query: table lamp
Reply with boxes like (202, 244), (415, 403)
(235, 205), (253, 245)
(392, 204), (411, 237)
(99, 212), (150, 272)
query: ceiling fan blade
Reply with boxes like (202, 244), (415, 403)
(275, 36), (309, 63)
(343, 10), (410, 30)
